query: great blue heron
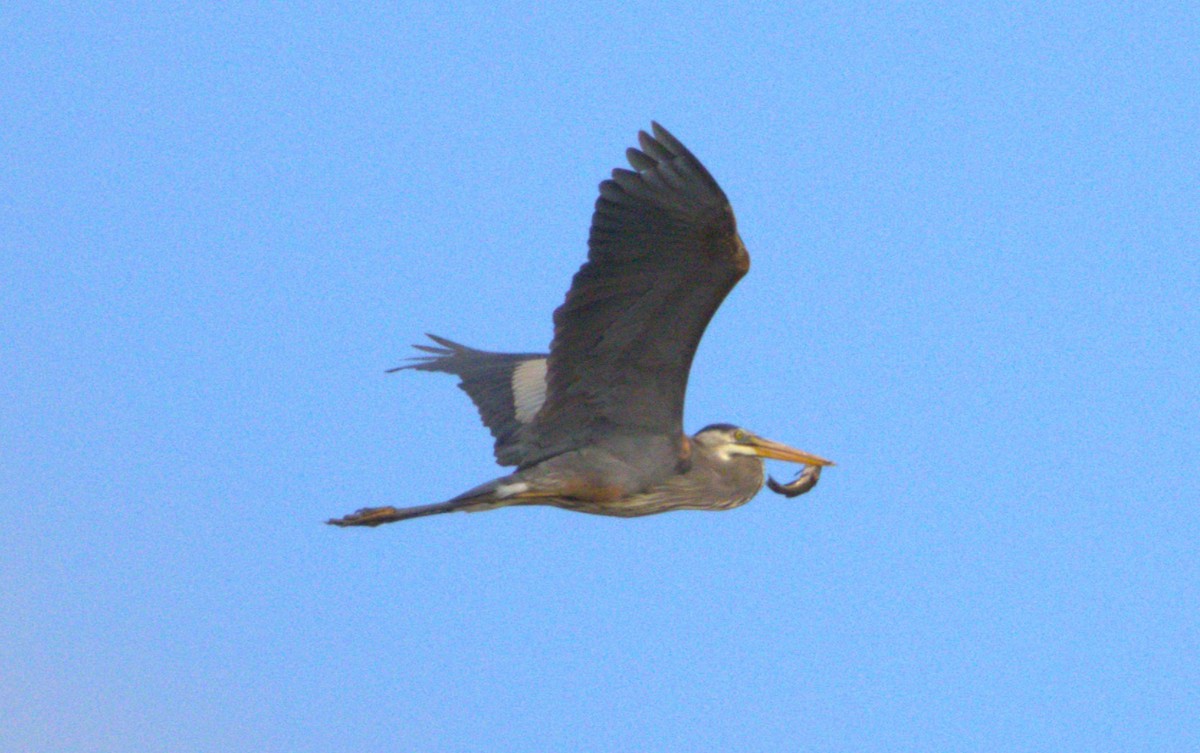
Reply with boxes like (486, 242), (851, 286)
(328, 123), (833, 527)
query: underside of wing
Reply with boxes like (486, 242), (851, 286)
(527, 123), (749, 463)
(394, 335), (548, 466)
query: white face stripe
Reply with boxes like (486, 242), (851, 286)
(512, 358), (548, 423)
(713, 443), (759, 462)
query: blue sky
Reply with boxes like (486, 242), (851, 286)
(3, 3), (1197, 751)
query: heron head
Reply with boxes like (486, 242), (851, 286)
(694, 424), (834, 467)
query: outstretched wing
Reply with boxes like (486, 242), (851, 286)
(393, 335), (547, 466)
(526, 123), (749, 463)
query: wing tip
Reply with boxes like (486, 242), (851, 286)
(648, 121), (688, 158)
(386, 333), (469, 373)
(626, 146), (656, 172)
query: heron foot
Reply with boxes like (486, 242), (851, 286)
(326, 506), (403, 527)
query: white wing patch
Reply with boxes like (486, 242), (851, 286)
(495, 481), (530, 498)
(512, 358), (548, 423)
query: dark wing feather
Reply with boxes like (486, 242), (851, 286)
(526, 123), (749, 463)
(393, 335), (548, 466)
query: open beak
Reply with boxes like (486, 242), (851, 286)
(749, 435), (835, 467)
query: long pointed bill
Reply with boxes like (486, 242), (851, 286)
(749, 436), (835, 467)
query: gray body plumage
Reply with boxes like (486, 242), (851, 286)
(328, 123), (831, 528)
(399, 345), (771, 515)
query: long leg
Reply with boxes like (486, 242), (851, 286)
(327, 474), (572, 528)
(327, 499), (483, 527)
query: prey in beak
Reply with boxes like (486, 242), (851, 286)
(744, 434), (833, 500)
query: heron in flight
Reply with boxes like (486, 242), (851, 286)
(328, 123), (833, 527)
